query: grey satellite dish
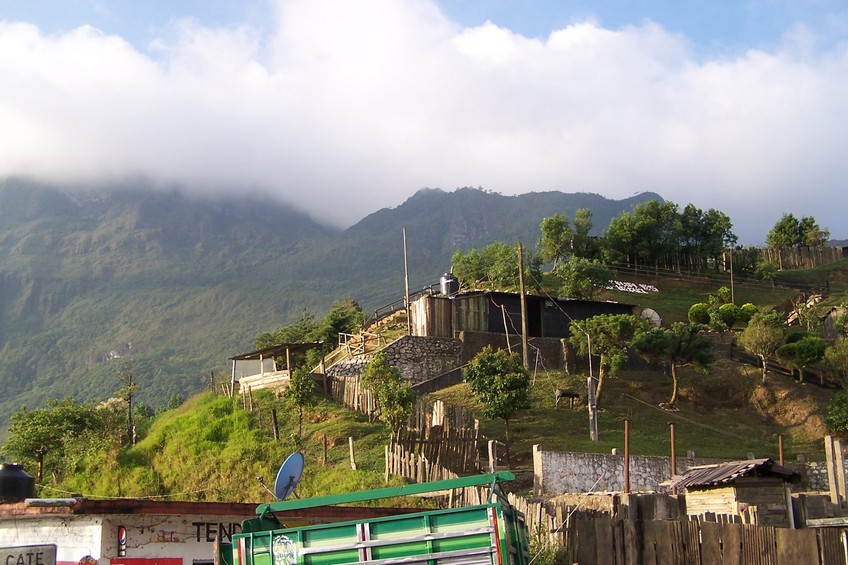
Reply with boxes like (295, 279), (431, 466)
(641, 308), (662, 327)
(273, 452), (304, 500)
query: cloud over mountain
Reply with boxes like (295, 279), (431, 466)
(1, 0), (847, 242)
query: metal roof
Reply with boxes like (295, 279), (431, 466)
(666, 458), (800, 490)
(229, 341), (324, 361)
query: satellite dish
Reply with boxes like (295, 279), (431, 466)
(641, 308), (662, 327)
(273, 452), (304, 500)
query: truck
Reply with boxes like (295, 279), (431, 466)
(218, 472), (530, 565)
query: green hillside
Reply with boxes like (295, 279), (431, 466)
(0, 178), (659, 430)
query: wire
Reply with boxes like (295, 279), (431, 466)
(37, 484), (214, 500)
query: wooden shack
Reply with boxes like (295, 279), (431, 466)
(229, 342), (325, 393)
(409, 290), (634, 339)
(667, 458), (800, 527)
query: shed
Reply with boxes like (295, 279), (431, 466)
(666, 458), (800, 527)
(409, 290), (635, 339)
(229, 342), (325, 393)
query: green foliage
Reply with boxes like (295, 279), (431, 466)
(452, 242), (542, 290)
(572, 314), (644, 408)
(602, 199), (735, 271)
(826, 392), (848, 435)
(2, 398), (105, 483)
(825, 338), (848, 389)
(257, 300), (364, 371)
(767, 213), (830, 250)
(688, 303), (711, 324)
(632, 322), (713, 406)
(557, 258), (613, 300)
(537, 214), (573, 269)
(738, 303), (759, 324)
(361, 353), (416, 433)
(287, 368), (319, 439)
(717, 303), (741, 328)
(776, 336), (827, 384)
(738, 313), (785, 383)
(463, 346), (531, 464)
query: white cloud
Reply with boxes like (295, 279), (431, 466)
(1, 0), (847, 243)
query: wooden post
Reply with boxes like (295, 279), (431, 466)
(271, 409), (279, 441)
(624, 419), (630, 494)
(517, 242), (529, 370)
(836, 437), (848, 509)
(825, 435), (842, 506)
(349, 437), (357, 470)
(488, 440), (497, 473)
(323, 434), (328, 466)
(501, 305), (512, 353)
(403, 227), (411, 335)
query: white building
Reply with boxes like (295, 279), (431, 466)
(0, 498), (407, 565)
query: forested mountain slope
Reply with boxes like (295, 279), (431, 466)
(0, 178), (659, 429)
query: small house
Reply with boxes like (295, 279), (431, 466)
(666, 458), (800, 527)
(409, 289), (635, 340)
(229, 342), (325, 393)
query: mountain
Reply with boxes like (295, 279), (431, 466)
(0, 178), (660, 429)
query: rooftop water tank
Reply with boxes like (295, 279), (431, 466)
(0, 463), (35, 502)
(440, 273), (458, 296)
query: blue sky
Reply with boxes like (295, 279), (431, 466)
(1, 0), (848, 243)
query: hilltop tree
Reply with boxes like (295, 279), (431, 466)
(537, 214), (573, 271)
(557, 258), (613, 300)
(632, 323), (713, 408)
(571, 208), (595, 259)
(452, 242), (541, 290)
(463, 346), (531, 466)
(361, 353), (416, 435)
(738, 312), (785, 383)
(572, 314), (644, 408)
(776, 335), (827, 384)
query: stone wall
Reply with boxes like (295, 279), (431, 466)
(381, 336), (462, 385)
(326, 336), (462, 385)
(533, 446), (725, 494)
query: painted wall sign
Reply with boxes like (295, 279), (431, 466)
(1, 545), (57, 565)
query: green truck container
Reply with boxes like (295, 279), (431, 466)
(218, 473), (530, 565)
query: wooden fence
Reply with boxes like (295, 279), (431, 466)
(558, 515), (847, 565)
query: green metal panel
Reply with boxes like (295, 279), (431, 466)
(255, 472), (514, 515)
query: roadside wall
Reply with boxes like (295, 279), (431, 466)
(533, 446), (726, 494)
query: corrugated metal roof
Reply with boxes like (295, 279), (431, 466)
(667, 458), (799, 490)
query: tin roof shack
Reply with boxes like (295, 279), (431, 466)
(230, 342), (324, 394)
(667, 458), (800, 527)
(0, 498), (415, 565)
(410, 290), (635, 340)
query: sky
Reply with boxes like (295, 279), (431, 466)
(1, 1), (848, 244)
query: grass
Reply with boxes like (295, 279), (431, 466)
(426, 360), (830, 471)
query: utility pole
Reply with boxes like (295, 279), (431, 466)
(587, 333), (599, 441)
(517, 242), (529, 370)
(403, 227), (411, 335)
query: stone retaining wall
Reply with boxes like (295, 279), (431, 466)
(326, 336), (462, 385)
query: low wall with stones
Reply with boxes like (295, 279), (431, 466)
(533, 446), (726, 495)
(325, 336), (462, 385)
(381, 336), (462, 385)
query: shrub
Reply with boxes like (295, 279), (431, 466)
(688, 303), (710, 324)
(826, 392), (848, 435)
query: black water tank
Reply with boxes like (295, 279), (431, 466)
(0, 463), (35, 502)
(440, 273), (458, 296)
